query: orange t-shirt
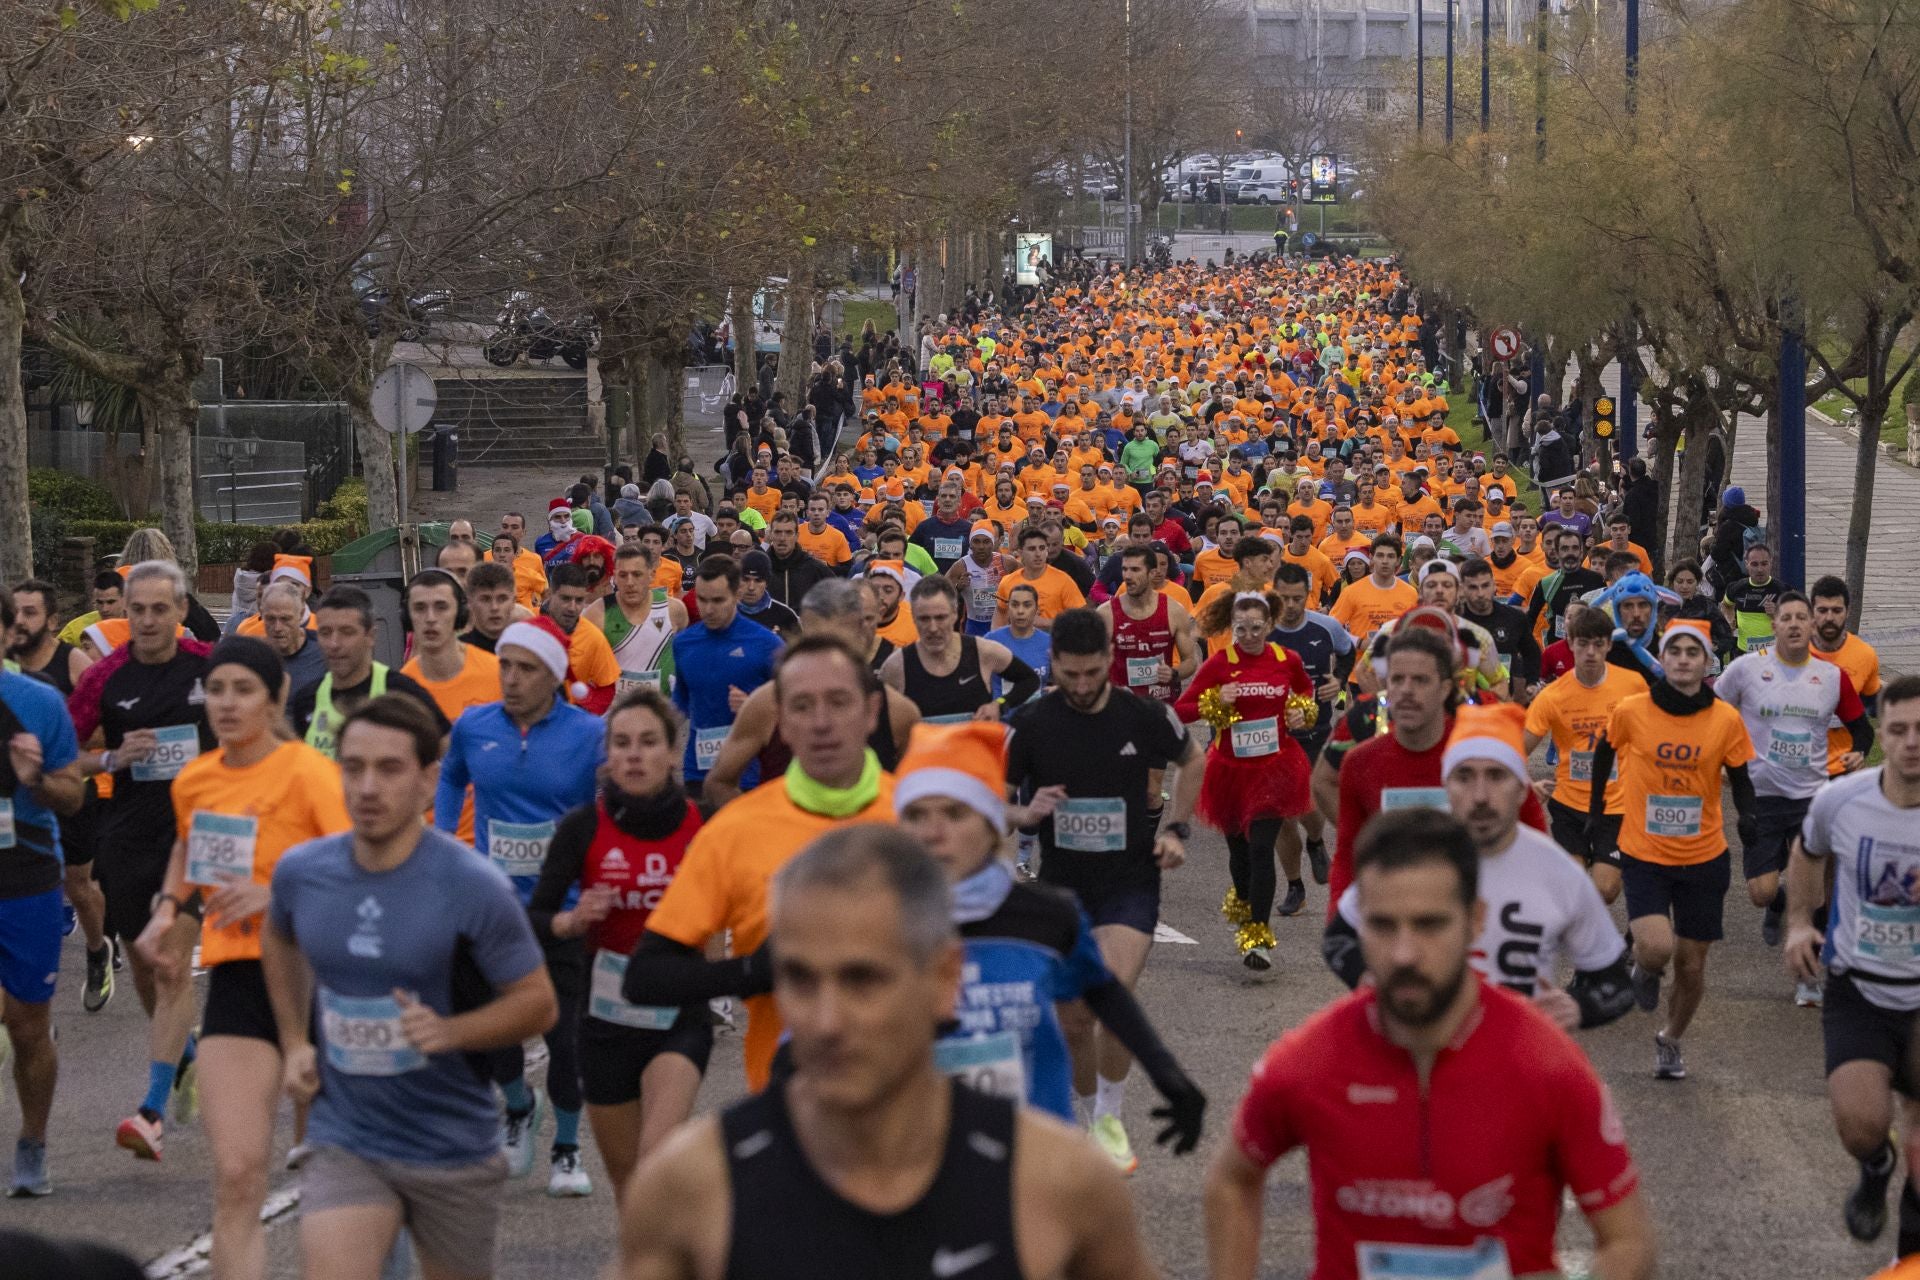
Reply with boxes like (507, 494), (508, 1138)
(1328, 575), (1417, 638)
(1602, 693), (1754, 866)
(644, 776), (897, 1091)
(1814, 633), (1882, 775)
(1281, 546), (1339, 608)
(402, 644), (501, 844)
(514, 549), (549, 610)
(1523, 665), (1648, 814)
(996, 566), (1086, 620)
(171, 741), (350, 966)
(796, 523), (855, 567)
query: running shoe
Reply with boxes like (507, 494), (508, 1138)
(116, 1111), (163, 1161)
(1220, 887), (1252, 926)
(1276, 882), (1307, 918)
(173, 1054), (200, 1125)
(1761, 902), (1784, 947)
(1305, 840), (1330, 885)
(1795, 981), (1825, 1009)
(8, 1139), (49, 1197)
(1090, 1114), (1138, 1176)
(501, 1088), (545, 1179)
(1236, 922), (1276, 971)
(83, 945), (113, 1014)
(548, 1148), (593, 1198)
(111, 939), (124, 972)
(1653, 1032), (1687, 1081)
(1846, 1144), (1896, 1242)
(1628, 961), (1661, 1013)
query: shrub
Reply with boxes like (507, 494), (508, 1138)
(317, 476), (368, 526)
(68, 517), (367, 566)
(29, 508), (70, 577)
(29, 470), (119, 520)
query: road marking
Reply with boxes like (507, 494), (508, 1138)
(1153, 922), (1198, 945)
(147, 1186), (300, 1279)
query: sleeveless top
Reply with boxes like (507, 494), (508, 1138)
(306, 664), (388, 759)
(1108, 592), (1176, 702)
(23, 642), (78, 697)
(605, 591), (677, 694)
(961, 556), (1003, 624)
(722, 1081), (1023, 1280)
(903, 635), (992, 724)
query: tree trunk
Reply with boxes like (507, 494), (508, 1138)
(778, 276), (813, 410)
(729, 291), (756, 399)
(0, 262), (34, 583)
(141, 380), (200, 579)
(347, 388), (400, 534)
(643, 347), (687, 462)
(1670, 397), (1713, 573)
(1846, 376), (1889, 628)
(1650, 409), (1679, 571)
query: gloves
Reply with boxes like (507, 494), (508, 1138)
(1149, 1075), (1207, 1156)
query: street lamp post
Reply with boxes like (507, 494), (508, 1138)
(1445, 0), (1455, 143)
(1123, 0), (1134, 265)
(1416, 0), (1425, 136)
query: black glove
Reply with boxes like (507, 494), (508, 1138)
(1150, 1076), (1207, 1155)
(740, 943), (776, 998)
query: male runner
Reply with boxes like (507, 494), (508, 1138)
(1096, 546), (1198, 710)
(1005, 607), (1205, 1174)
(1786, 675), (1920, 1250)
(992, 527), (1086, 630)
(613, 826), (1156, 1280)
(1723, 540), (1781, 654)
(264, 696), (557, 1280)
(10, 581), (90, 693)
(1525, 527), (1605, 647)
(1208, 809), (1656, 1280)
(881, 577), (1037, 724)
(1717, 590), (1872, 1002)
(289, 586), (446, 756)
(544, 562), (620, 714)
(1457, 556), (1538, 701)
(1812, 574), (1883, 776)
(949, 523), (1011, 637)
(251, 579), (327, 697)
(1585, 618), (1758, 1081)
(461, 562), (521, 653)
(624, 636), (897, 1093)
(434, 617), (604, 1194)
(0, 607), (84, 1195)
(400, 570), (500, 846)
(670, 556), (782, 798)
(584, 543), (686, 697)
(1525, 607), (1648, 903)
(1269, 562), (1354, 887)
(1326, 534), (1416, 641)
(69, 561), (214, 1159)
(1324, 705), (1634, 1029)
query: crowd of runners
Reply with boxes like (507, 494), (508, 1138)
(0, 253), (1914, 1280)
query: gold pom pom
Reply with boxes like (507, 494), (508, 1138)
(1286, 692), (1320, 730)
(1197, 686), (1243, 734)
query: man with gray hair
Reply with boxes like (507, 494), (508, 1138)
(614, 824), (1158, 1280)
(255, 578), (327, 698)
(65, 559), (217, 1162)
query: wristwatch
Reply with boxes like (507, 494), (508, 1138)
(1163, 821), (1192, 840)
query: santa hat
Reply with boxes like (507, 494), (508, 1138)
(498, 617), (589, 702)
(1442, 702), (1530, 784)
(893, 721), (1008, 833)
(1658, 618), (1713, 657)
(866, 559), (919, 592)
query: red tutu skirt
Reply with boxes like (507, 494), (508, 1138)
(1196, 736), (1312, 833)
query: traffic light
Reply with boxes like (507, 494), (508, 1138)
(1593, 396), (1615, 439)
(1235, 129), (1243, 143)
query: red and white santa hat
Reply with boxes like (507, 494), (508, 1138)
(498, 617), (588, 702)
(1441, 702), (1530, 784)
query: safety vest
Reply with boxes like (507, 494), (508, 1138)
(306, 664), (388, 760)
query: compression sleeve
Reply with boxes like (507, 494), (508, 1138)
(621, 932), (772, 1006)
(526, 806), (596, 943)
(1568, 953), (1636, 1030)
(1585, 739), (1617, 824)
(1846, 713), (1876, 757)
(1320, 913), (1366, 989)
(998, 655), (1040, 710)
(1081, 978), (1199, 1104)
(1727, 762), (1757, 820)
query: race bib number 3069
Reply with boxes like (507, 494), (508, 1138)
(1054, 798), (1128, 852)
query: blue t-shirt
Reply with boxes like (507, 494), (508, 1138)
(670, 614), (782, 782)
(0, 671), (77, 889)
(1270, 611), (1354, 735)
(435, 700), (605, 905)
(985, 627), (1050, 703)
(268, 829), (544, 1166)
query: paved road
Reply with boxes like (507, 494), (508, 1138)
(0, 810), (1891, 1279)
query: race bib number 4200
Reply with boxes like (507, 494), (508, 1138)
(488, 820), (554, 878)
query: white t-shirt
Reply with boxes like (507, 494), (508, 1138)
(1338, 825), (1623, 996)
(1716, 650), (1855, 799)
(1803, 768), (1920, 1010)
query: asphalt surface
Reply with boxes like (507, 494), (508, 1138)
(0, 808), (1896, 1280)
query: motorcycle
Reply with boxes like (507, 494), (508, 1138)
(483, 292), (598, 370)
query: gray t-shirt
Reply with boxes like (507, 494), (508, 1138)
(1804, 768), (1920, 1011)
(269, 828), (543, 1165)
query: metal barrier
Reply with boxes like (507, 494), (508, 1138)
(195, 436), (307, 525)
(682, 364), (735, 429)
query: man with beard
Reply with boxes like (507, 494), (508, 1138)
(1524, 526), (1605, 648)
(1811, 574), (1882, 778)
(10, 580), (90, 696)
(1206, 809), (1656, 1280)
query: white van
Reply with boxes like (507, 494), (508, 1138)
(1226, 162), (1291, 204)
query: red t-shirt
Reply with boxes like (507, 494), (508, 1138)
(1232, 980), (1640, 1280)
(1539, 640), (1575, 684)
(1329, 720), (1548, 918)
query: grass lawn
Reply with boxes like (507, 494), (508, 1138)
(837, 299), (897, 342)
(1446, 391), (1542, 514)
(1812, 339), (1916, 446)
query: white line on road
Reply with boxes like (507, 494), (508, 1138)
(1154, 922), (1198, 945)
(146, 1186), (300, 1279)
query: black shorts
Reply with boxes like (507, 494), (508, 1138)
(1823, 971), (1920, 1095)
(1620, 850), (1731, 943)
(1548, 798), (1622, 868)
(61, 785), (102, 869)
(579, 1014), (714, 1106)
(1292, 726), (1332, 766)
(202, 960), (280, 1045)
(1741, 793), (1812, 882)
(96, 847), (198, 943)
(1043, 867), (1161, 935)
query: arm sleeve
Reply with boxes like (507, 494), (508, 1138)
(620, 932), (771, 1005)
(1082, 978), (1198, 1103)
(1584, 739), (1617, 825)
(1320, 908), (1365, 989)
(997, 655), (1040, 709)
(526, 806), (595, 942)
(1727, 762), (1757, 821)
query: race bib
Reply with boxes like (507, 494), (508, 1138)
(1855, 840), (1920, 964)
(693, 725), (728, 772)
(488, 819), (554, 878)
(925, 712), (976, 726)
(933, 1031), (1027, 1102)
(132, 724), (201, 782)
(1497, 651), (1515, 676)
(1125, 656), (1161, 687)
(1766, 729), (1816, 769)
(1645, 794), (1702, 838)
(969, 586), (997, 618)
(1381, 786), (1449, 812)
(320, 989), (426, 1077)
(1357, 1238), (1513, 1280)
(186, 811), (258, 886)
(1231, 716), (1281, 759)
(588, 949), (681, 1030)
(616, 669), (663, 696)
(934, 538), (964, 561)
(1055, 797), (1127, 852)
(0, 798), (13, 850)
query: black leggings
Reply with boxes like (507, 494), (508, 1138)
(492, 940), (584, 1115)
(1225, 819), (1287, 926)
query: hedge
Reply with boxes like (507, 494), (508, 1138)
(67, 517), (366, 563)
(29, 470), (120, 521)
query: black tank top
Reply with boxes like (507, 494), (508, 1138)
(22, 642), (76, 697)
(901, 635), (991, 721)
(722, 1081), (1023, 1280)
